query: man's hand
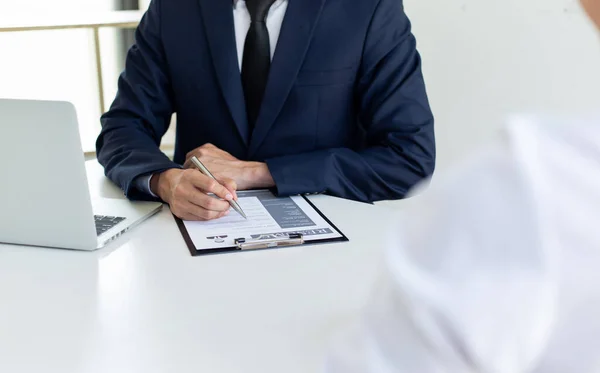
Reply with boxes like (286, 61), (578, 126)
(183, 143), (275, 190)
(151, 168), (237, 221)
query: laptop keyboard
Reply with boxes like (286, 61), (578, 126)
(94, 215), (126, 236)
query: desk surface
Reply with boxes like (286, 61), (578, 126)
(0, 161), (394, 373)
(0, 11), (144, 32)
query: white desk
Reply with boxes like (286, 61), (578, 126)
(0, 161), (393, 373)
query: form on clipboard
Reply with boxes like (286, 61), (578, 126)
(174, 190), (348, 256)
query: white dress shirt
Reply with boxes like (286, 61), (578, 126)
(138, 0), (289, 196)
(326, 114), (600, 373)
(233, 0), (287, 69)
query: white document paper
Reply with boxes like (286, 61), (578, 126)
(182, 190), (343, 250)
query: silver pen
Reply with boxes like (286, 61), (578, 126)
(189, 156), (247, 219)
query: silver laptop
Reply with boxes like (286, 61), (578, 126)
(0, 98), (163, 251)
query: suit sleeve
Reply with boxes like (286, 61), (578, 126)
(96, 0), (180, 201)
(265, 0), (435, 202)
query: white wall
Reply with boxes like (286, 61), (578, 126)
(0, 0), (120, 152)
(404, 0), (600, 171)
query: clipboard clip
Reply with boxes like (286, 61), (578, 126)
(234, 233), (304, 251)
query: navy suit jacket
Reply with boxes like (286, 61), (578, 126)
(97, 0), (435, 203)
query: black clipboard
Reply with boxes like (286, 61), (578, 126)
(175, 195), (349, 257)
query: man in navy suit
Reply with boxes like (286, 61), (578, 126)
(97, 0), (436, 221)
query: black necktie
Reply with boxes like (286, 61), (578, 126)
(241, 0), (277, 130)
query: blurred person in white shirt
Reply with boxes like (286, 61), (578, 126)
(325, 1), (600, 372)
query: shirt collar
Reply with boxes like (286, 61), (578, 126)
(233, 0), (286, 11)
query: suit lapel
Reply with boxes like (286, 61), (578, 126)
(198, 0), (250, 146)
(248, 0), (327, 157)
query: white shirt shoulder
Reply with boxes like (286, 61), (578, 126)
(326, 115), (600, 373)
